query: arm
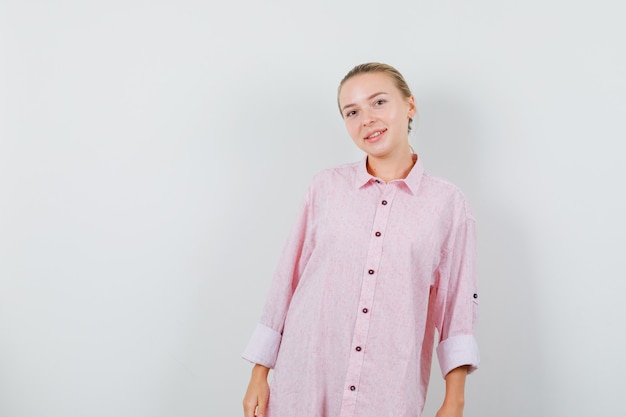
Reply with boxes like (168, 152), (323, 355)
(242, 190), (313, 368)
(242, 189), (315, 415)
(435, 365), (468, 417)
(432, 199), (479, 415)
(243, 364), (270, 417)
(433, 202), (479, 377)
(242, 193), (314, 368)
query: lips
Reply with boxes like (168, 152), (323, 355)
(365, 128), (387, 141)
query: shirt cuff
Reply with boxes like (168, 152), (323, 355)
(436, 334), (480, 378)
(242, 323), (282, 369)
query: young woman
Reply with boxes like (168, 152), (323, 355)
(242, 63), (480, 417)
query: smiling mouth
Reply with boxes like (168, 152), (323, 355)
(365, 129), (387, 140)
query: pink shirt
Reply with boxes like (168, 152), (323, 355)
(243, 155), (479, 417)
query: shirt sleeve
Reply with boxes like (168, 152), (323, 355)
(432, 201), (480, 378)
(242, 189), (314, 369)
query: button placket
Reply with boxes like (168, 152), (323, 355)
(339, 186), (398, 417)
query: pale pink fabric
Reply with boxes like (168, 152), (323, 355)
(243, 155), (479, 417)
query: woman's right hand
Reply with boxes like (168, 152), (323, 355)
(243, 364), (270, 417)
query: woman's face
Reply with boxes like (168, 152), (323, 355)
(338, 72), (416, 160)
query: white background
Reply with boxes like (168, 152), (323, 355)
(1, 1), (625, 416)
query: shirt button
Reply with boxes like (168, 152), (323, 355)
(375, 179), (381, 183)
(350, 385), (356, 391)
(362, 308), (368, 314)
(355, 346), (362, 352)
(375, 231), (381, 237)
(368, 269), (375, 275)
(381, 200), (388, 205)
(473, 293), (478, 299)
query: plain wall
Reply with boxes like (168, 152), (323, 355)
(1, 0), (624, 416)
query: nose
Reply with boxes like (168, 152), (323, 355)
(361, 108), (375, 126)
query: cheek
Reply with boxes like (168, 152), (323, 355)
(347, 122), (362, 140)
(344, 118), (357, 132)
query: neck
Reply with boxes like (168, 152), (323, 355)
(367, 148), (416, 182)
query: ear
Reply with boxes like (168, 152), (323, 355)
(407, 96), (417, 119)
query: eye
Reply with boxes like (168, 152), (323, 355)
(345, 110), (357, 118)
(374, 99), (386, 106)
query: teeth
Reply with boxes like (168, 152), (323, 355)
(368, 131), (382, 139)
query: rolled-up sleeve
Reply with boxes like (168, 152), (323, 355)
(433, 201), (480, 378)
(242, 323), (283, 368)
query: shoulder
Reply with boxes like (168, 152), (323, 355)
(298, 160), (361, 204)
(309, 160), (361, 187)
(421, 170), (475, 221)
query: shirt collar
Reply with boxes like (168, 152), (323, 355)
(355, 153), (424, 195)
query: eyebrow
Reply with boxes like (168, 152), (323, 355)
(341, 92), (388, 112)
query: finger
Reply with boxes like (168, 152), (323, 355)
(256, 392), (269, 417)
(242, 398), (257, 417)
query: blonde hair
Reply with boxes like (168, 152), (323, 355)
(337, 62), (415, 132)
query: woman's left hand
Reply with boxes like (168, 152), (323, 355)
(436, 365), (468, 417)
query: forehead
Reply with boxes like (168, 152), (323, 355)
(339, 72), (399, 106)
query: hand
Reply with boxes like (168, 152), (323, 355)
(435, 401), (464, 417)
(243, 364), (270, 417)
(436, 365), (467, 417)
